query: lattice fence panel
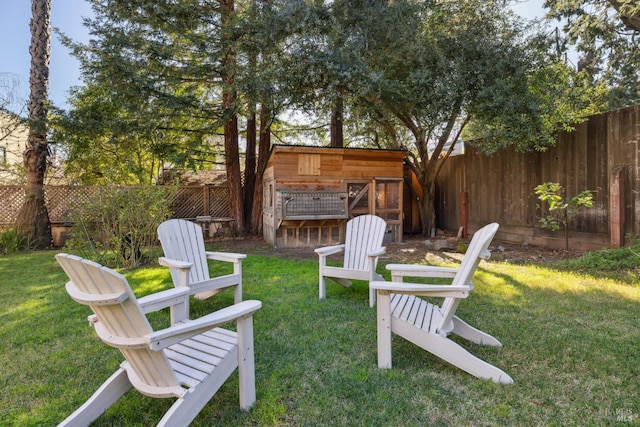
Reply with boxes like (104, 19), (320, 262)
(168, 187), (205, 219)
(0, 186), (24, 223)
(0, 185), (230, 224)
(208, 186), (230, 217)
(45, 186), (100, 222)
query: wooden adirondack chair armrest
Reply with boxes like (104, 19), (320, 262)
(158, 257), (193, 271)
(205, 251), (247, 263)
(314, 244), (345, 257)
(91, 320), (150, 349)
(187, 277), (240, 295)
(370, 281), (471, 298)
(148, 300), (263, 351)
(65, 281), (128, 306)
(385, 263), (458, 279)
(367, 247), (386, 258)
(138, 287), (192, 314)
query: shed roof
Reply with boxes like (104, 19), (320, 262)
(266, 144), (405, 162)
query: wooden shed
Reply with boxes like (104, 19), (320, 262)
(262, 145), (405, 248)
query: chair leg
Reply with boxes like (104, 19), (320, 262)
(237, 316), (257, 410)
(319, 257), (327, 299)
(369, 272), (384, 307)
(452, 316), (502, 347)
(319, 274), (327, 299)
(376, 291), (393, 368)
(159, 355), (238, 427)
(58, 368), (132, 427)
(416, 333), (512, 384)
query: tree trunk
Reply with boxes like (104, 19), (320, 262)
(250, 97), (272, 235)
(221, 0), (244, 232)
(330, 97), (343, 148)
(418, 181), (437, 238)
(224, 114), (244, 232)
(243, 110), (256, 230)
(15, 0), (52, 249)
(608, 0), (640, 31)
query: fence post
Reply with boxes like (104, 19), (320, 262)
(203, 186), (210, 217)
(459, 191), (468, 239)
(609, 164), (625, 248)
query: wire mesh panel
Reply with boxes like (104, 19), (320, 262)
(277, 190), (348, 220)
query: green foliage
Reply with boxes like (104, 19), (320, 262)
(50, 0), (230, 184)
(0, 228), (24, 254)
(557, 234), (640, 281)
(0, 227), (37, 254)
(63, 186), (174, 268)
(535, 182), (594, 250)
(544, 0), (640, 108)
(2, 249), (639, 425)
(535, 182), (594, 231)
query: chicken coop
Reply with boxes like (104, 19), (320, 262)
(262, 145), (406, 248)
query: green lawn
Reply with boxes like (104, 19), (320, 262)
(1, 245), (638, 426)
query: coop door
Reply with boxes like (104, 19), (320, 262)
(374, 180), (403, 242)
(347, 182), (370, 216)
(347, 180), (403, 242)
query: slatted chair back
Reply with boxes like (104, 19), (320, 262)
(343, 215), (387, 271)
(56, 253), (183, 397)
(438, 223), (499, 333)
(158, 219), (210, 288)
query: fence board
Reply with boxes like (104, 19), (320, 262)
(435, 105), (640, 249)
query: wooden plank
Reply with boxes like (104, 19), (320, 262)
(298, 153), (321, 175)
(610, 164), (625, 247)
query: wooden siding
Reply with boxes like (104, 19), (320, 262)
(435, 105), (640, 250)
(268, 146), (404, 182)
(263, 146), (405, 247)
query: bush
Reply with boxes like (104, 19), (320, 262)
(0, 228), (24, 254)
(64, 186), (175, 268)
(534, 182), (594, 250)
(556, 235), (640, 281)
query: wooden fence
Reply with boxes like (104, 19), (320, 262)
(435, 104), (640, 250)
(3, 105), (638, 251)
(0, 185), (230, 245)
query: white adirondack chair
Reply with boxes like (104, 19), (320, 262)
(55, 253), (262, 427)
(157, 219), (245, 321)
(370, 223), (513, 383)
(315, 214), (387, 307)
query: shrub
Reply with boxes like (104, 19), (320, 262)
(535, 182), (594, 250)
(557, 235), (640, 281)
(0, 228), (24, 254)
(64, 186), (175, 268)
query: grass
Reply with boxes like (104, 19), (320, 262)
(1, 244), (639, 426)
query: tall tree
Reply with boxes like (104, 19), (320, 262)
(241, 1), (284, 234)
(276, 0), (364, 148)
(50, 80), (217, 185)
(348, 0), (601, 236)
(54, 0), (283, 232)
(221, 0), (245, 231)
(544, 0), (640, 107)
(15, 0), (52, 248)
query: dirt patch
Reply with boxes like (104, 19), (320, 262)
(214, 233), (585, 265)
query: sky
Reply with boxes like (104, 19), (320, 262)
(0, 0), (544, 115)
(0, 0), (93, 114)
